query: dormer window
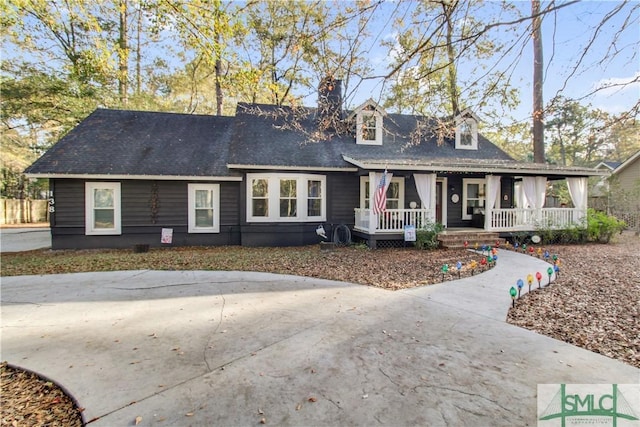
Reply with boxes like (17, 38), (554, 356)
(350, 99), (386, 146)
(455, 110), (479, 150)
(357, 110), (382, 145)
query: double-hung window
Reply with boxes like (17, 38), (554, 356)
(85, 182), (121, 235)
(247, 173), (326, 222)
(360, 176), (404, 210)
(188, 183), (220, 233)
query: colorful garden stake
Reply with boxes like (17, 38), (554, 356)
(529, 246), (535, 255)
(547, 266), (554, 285)
(456, 261), (462, 278)
(470, 260), (477, 275)
(517, 279), (524, 298)
(510, 286), (517, 307)
(480, 257), (487, 271)
(493, 254), (498, 263)
(553, 254), (558, 262)
(474, 242), (479, 251)
(514, 242), (519, 251)
(536, 271), (542, 288)
(464, 241), (469, 249)
(442, 264), (449, 281)
(537, 247), (543, 258)
(522, 243), (527, 253)
(527, 274), (534, 292)
(554, 264), (560, 277)
(495, 240), (500, 248)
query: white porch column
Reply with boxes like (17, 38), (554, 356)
(368, 171), (377, 233)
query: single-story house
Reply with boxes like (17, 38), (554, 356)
(25, 78), (608, 249)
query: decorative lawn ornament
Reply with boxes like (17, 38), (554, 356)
(554, 264), (560, 277)
(495, 240), (500, 248)
(456, 261), (462, 278)
(544, 250), (550, 261)
(514, 242), (519, 251)
(547, 266), (554, 285)
(442, 264), (449, 281)
(480, 257), (487, 271)
(553, 254), (558, 262)
(504, 241), (511, 250)
(510, 286), (517, 307)
(537, 247), (543, 258)
(474, 242), (479, 251)
(491, 247), (497, 255)
(492, 254), (498, 263)
(487, 255), (493, 265)
(522, 243), (527, 253)
(536, 271), (542, 288)
(517, 279), (524, 298)
(464, 241), (469, 249)
(482, 244), (488, 255)
(470, 260), (478, 275)
(529, 246), (535, 256)
(527, 274), (534, 292)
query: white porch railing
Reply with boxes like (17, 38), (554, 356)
(354, 208), (434, 233)
(488, 208), (587, 231)
(354, 207), (586, 234)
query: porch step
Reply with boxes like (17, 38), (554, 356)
(437, 231), (505, 249)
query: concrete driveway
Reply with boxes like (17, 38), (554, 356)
(1, 251), (638, 426)
(0, 226), (51, 252)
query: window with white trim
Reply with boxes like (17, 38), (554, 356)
(247, 173), (326, 222)
(85, 182), (121, 235)
(188, 183), (220, 233)
(356, 111), (383, 145)
(462, 178), (485, 220)
(360, 176), (404, 209)
(455, 117), (478, 150)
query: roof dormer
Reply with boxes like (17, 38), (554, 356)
(454, 108), (479, 150)
(349, 99), (386, 145)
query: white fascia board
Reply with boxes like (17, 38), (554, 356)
(24, 173), (243, 181)
(227, 164), (358, 172)
(342, 156), (610, 177)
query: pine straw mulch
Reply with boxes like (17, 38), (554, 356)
(1, 233), (638, 425)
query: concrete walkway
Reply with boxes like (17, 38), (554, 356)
(1, 251), (638, 426)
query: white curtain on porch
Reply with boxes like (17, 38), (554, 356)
(486, 175), (501, 209)
(413, 173), (436, 210)
(522, 176), (547, 209)
(567, 177), (587, 210)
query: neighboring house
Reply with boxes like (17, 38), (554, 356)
(25, 78), (608, 249)
(589, 160), (622, 210)
(611, 150), (640, 198)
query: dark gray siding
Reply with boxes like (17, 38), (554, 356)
(50, 178), (240, 250)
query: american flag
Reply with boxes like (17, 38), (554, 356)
(372, 170), (388, 214)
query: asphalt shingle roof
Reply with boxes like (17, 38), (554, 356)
(25, 108), (238, 177)
(227, 103), (515, 169)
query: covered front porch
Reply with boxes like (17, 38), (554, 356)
(346, 161), (607, 246)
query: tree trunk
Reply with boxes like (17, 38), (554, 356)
(443, 1), (459, 115)
(215, 32), (223, 116)
(119, 0), (129, 105)
(532, 0), (545, 163)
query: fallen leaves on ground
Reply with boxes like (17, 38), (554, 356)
(0, 362), (83, 427)
(507, 231), (640, 369)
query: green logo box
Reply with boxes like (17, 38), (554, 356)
(538, 384), (640, 427)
